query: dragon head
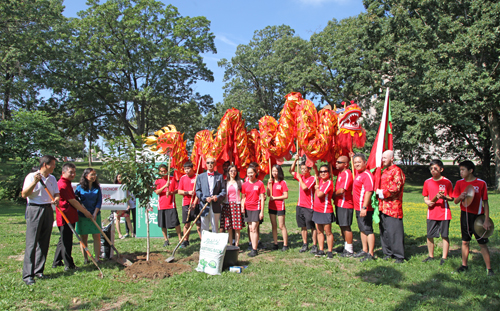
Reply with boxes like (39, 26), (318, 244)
(338, 102), (362, 131)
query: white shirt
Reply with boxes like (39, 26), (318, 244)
(208, 172), (215, 196)
(23, 171), (59, 205)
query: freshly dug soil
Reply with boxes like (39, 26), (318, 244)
(123, 252), (192, 280)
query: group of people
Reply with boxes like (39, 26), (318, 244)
(21, 149), (494, 285)
(21, 157), (104, 285)
(156, 150), (494, 277)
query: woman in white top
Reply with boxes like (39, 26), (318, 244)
(223, 165), (244, 247)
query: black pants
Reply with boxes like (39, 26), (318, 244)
(22, 204), (53, 281)
(379, 213), (405, 259)
(53, 222), (76, 268)
(127, 208), (136, 235)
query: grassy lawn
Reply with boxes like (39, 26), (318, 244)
(1, 167), (499, 310)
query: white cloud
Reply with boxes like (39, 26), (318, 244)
(217, 34), (238, 47)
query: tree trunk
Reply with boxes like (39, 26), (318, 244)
(487, 110), (500, 190)
(88, 135), (93, 167)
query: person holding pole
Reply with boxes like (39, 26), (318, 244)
(289, 154), (318, 254)
(75, 168), (103, 263)
(333, 156), (355, 257)
(241, 166), (266, 257)
(195, 157), (226, 234)
(267, 164), (289, 251)
(312, 164), (335, 259)
(155, 164), (181, 246)
(52, 163), (93, 271)
(178, 161), (201, 248)
(375, 150), (406, 264)
(224, 164), (244, 247)
(352, 153), (376, 262)
(21, 155), (60, 285)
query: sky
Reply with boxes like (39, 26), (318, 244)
(62, 0), (367, 106)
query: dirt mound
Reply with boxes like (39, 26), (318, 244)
(177, 252), (199, 264)
(123, 252), (192, 280)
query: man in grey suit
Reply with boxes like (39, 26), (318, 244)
(195, 156), (226, 234)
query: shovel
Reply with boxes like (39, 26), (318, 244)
(90, 217), (133, 267)
(165, 202), (209, 263)
(39, 179), (104, 278)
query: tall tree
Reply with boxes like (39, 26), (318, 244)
(0, 0), (65, 120)
(49, 0), (216, 146)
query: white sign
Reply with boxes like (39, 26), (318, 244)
(71, 183), (128, 210)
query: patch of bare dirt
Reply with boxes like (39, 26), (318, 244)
(177, 252), (199, 264)
(123, 252), (191, 280)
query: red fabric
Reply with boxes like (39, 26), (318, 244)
(178, 174), (196, 206)
(56, 177), (79, 226)
(422, 177), (453, 220)
(313, 179), (334, 214)
(378, 165), (405, 219)
(242, 180), (265, 211)
(268, 180), (288, 211)
(353, 170), (374, 211)
(453, 178), (488, 215)
(334, 169), (354, 209)
(292, 172), (316, 209)
(155, 177), (178, 210)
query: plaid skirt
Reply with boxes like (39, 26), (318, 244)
(223, 202), (244, 230)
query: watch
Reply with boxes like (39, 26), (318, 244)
(362, 206), (367, 210)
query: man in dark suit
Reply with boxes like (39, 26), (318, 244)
(196, 156), (226, 234)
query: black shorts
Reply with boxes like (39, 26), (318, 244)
(269, 209), (286, 216)
(182, 205), (201, 224)
(461, 211), (489, 244)
(158, 209), (180, 229)
(427, 219), (450, 239)
(335, 206), (353, 227)
(355, 210), (374, 235)
(312, 211), (335, 225)
(296, 206), (315, 229)
(244, 210), (263, 223)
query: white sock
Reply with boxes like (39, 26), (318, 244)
(345, 242), (353, 253)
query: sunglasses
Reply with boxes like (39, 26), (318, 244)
(206, 161), (215, 165)
(319, 170), (329, 173)
(336, 161), (346, 164)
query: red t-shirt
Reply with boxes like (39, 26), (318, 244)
(453, 178), (488, 215)
(352, 170), (374, 212)
(422, 177), (453, 220)
(56, 177), (79, 226)
(178, 174), (196, 206)
(292, 172), (316, 209)
(268, 180), (288, 211)
(334, 169), (354, 209)
(313, 179), (334, 213)
(242, 180), (265, 211)
(155, 177), (178, 210)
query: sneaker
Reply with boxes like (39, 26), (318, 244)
(339, 249), (354, 258)
(35, 273), (49, 279)
(272, 244), (279, 251)
(360, 254), (374, 262)
(326, 252), (334, 259)
(353, 250), (368, 258)
(64, 265), (79, 272)
(457, 265), (468, 273)
(179, 241), (188, 249)
(488, 269), (495, 276)
(383, 255), (392, 261)
(422, 256), (435, 263)
(257, 241), (266, 250)
(247, 249), (258, 257)
(52, 262), (64, 268)
(299, 244), (308, 253)
(440, 258), (447, 266)
(186, 240), (190, 246)
(24, 277), (35, 286)
(281, 246), (289, 252)
(163, 240), (170, 247)
(315, 250), (326, 257)
(247, 243), (253, 251)
(310, 245), (318, 254)
(394, 258), (404, 264)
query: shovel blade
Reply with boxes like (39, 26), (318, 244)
(165, 256), (175, 263)
(116, 257), (133, 267)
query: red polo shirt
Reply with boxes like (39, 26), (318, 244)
(56, 176), (79, 226)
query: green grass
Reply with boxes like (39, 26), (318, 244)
(1, 169), (500, 310)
